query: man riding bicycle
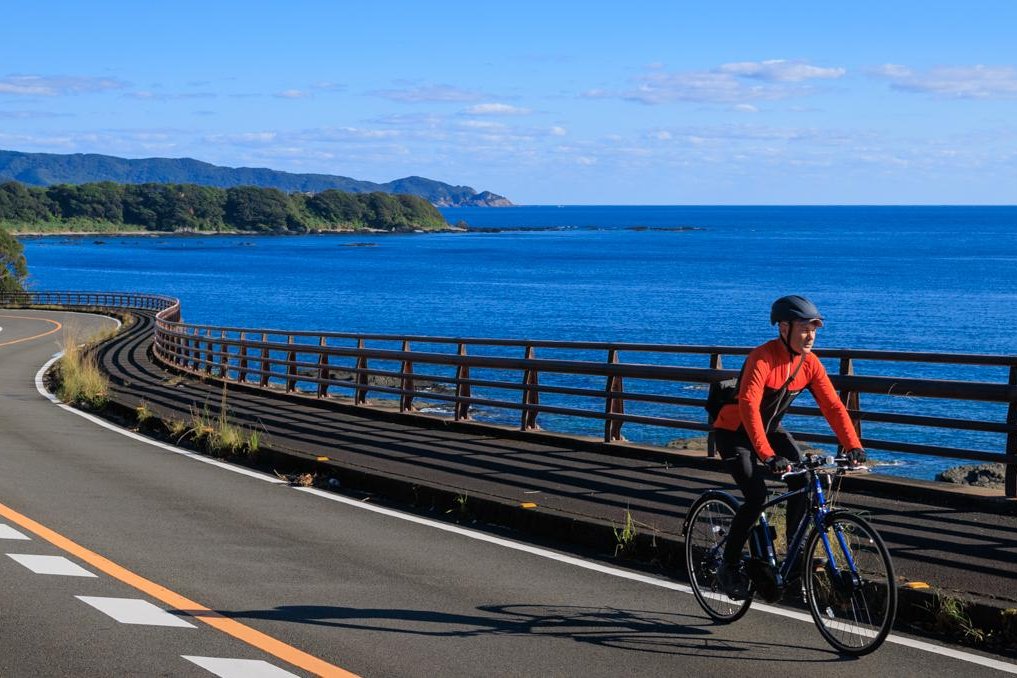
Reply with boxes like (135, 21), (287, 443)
(712, 295), (865, 599)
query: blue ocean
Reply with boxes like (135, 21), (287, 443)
(18, 206), (1017, 481)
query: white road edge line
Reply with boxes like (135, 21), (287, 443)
(29, 319), (1016, 673)
(35, 353), (286, 484)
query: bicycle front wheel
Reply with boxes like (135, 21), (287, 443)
(803, 511), (896, 655)
(684, 493), (753, 623)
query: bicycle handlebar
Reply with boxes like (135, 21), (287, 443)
(780, 454), (866, 480)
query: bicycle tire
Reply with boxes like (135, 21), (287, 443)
(803, 511), (896, 655)
(684, 492), (753, 623)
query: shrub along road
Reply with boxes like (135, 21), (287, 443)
(0, 309), (1014, 675)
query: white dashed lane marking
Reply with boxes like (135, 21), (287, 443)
(76, 596), (197, 628)
(183, 656), (301, 677)
(0, 523), (31, 539)
(7, 553), (97, 576)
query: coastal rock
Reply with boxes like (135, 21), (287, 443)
(935, 463), (1005, 488)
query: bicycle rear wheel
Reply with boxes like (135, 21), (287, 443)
(684, 493), (753, 623)
(803, 511), (896, 655)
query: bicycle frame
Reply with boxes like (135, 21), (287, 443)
(752, 462), (855, 589)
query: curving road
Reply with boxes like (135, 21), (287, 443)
(0, 310), (1013, 677)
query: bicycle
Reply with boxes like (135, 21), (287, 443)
(683, 454), (897, 655)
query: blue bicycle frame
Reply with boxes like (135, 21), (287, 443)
(750, 463), (859, 590)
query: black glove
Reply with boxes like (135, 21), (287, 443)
(764, 455), (792, 477)
(841, 448), (866, 466)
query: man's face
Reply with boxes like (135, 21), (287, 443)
(782, 320), (819, 354)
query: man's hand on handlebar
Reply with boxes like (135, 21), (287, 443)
(838, 447), (867, 467)
(764, 455), (793, 477)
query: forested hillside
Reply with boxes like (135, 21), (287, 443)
(0, 181), (449, 233)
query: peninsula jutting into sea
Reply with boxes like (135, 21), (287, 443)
(0, 149), (513, 208)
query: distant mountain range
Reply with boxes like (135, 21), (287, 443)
(0, 149), (512, 207)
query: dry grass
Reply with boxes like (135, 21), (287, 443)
(55, 328), (110, 409)
(135, 401), (154, 424)
(187, 388), (261, 458)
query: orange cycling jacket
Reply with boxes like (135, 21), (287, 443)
(712, 338), (862, 461)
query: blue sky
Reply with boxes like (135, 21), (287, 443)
(2, 2), (1016, 204)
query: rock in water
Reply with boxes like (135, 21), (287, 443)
(935, 463), (1005, 488)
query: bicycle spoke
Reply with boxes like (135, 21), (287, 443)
(685, 495), (753, 623)
(804, 513), (896, 655)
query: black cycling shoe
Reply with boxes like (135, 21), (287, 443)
(716, 561), (750, 600)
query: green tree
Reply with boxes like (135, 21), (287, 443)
(47, 182), (125, 222)
(0, 182), (57, 222)
(0, 228), (28, 293)
(306, 189), (366, 227)
(225, 186), (293, 233)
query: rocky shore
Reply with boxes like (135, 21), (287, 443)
(935, 463), (1005, 488)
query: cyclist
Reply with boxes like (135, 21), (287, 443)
(712, 295), (866, 599)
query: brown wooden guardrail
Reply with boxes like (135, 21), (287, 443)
(4, 290), (1016, 497)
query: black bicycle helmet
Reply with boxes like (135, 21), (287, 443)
(770, 295), (824, 326)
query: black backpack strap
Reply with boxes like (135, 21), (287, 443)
(763, 353), (807, 434)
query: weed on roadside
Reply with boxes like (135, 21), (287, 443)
(447, 493), (471, 521)
(613, 509), (638, 558)
(923, 590), (986, 643)
(135, 401), (153, 424)
(55, 329), (109, 409)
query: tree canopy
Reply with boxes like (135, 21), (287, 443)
(0, 181), (448, 233)
(0, 227), (27, 293)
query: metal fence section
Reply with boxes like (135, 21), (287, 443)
(4, 290), (1016, 497)
(0, 290), (181, 321)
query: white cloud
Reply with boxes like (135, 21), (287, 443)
(205, 131), (278, 145)
(463, 103), (531, 115)
(371, 84), (483, 103)
(871, 63), (1017, 99)
(459, 119), (506, 130)
(311, 81), (345, 92)
(0, 75), (129, 96)
(585, 60), (845, 105)
(733, 104), (759, 113)
(0, 109), (71, 119)
(275, 89), (310, 99)
(549, 126), (567, 136)
(718, 59), (846, 82)
(126, 90), (216, 101)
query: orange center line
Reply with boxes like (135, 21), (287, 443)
(0, 314), (63, 347)
(0, 501), (358, 678)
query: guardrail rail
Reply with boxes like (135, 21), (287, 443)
(4, 290), (1016, 497)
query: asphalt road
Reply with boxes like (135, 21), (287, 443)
(0, 310), (1013, 677)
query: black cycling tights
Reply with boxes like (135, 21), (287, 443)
(715, 427), (807, 565)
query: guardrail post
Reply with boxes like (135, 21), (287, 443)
(286, 336), (297, 393)
(354, 339), (369, 404)
(317, 337), (329, 398)
(189, 327), (201, 370)
(521, 345), (539, 430)
(237, 332), (249, 383)
(400, 340), (414, 411)
(707, 353), (723, 457)
(175, 328), (185, 367)
(259, 333), (270, 388)
(1007, 365), (1017, 498)
(204, 329), (215, 375)
(218, 330), (228, 378)
(454, 343), (471, 421)
(604, 349), (624, 442)
(838, 357), (862, 450)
